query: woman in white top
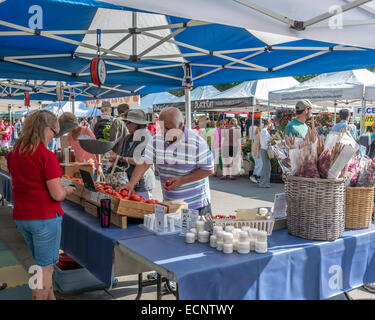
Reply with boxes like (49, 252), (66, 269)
(259, 119), (272, 188)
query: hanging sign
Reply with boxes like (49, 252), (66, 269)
(56, 82), (64, 101)
(24, 92), (30, 107)
(90, 57), (107, 86)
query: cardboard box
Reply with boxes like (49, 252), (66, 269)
(60, 163), (93, 180)
(160, 200), (188, 213)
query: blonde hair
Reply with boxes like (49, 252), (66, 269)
(13, 110), (58, 154)
(216, 120), (226, 129)
(229, 118), (238, 128)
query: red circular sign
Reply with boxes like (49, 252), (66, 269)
(91, 57), (106, 86)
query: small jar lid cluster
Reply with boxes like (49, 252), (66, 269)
(186, 223), (269, 254)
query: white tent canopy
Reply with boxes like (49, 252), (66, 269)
(104, 0), (375, 50)
(213, 76), (299, 106)
(173, 86), (221, 102)
(269, 69), (375, 104)
(365, 84), (375, 100)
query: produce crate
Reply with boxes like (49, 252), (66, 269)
(111, 196), (155, 218)
(65, 193), (84, 206)
(83, 200), (99, 218)
(160, 200), (188, 213)
(60, 162), (93, 180)
(82, 199), (127, 229)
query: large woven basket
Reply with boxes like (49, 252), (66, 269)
(345, 186), (374, 229)
(284, 175), (346, 241)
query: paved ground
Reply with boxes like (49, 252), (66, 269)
(0, 175), (374, 300)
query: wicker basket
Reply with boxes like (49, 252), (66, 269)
(345, 186), (374, 229)
(284, 175), (346, 241)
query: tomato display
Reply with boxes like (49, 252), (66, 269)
(165, 180), (173, 187)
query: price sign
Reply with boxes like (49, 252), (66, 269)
(155, 204), (167, 233)
(180, 208), (190, 235)
(90, 191), (99, 204)
(273, 193), (286, 219)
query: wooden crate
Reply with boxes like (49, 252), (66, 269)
(60, 163), (93, 180)
(65, 193), (83, 206)
(83, 199), (127, 229)
(83, 200), (99, 218)
(159, 200), (188, 213)
(111, 196), (155, 219)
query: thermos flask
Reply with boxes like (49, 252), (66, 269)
(100, 199), (111, 228)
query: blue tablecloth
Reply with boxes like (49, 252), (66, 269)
(0, 169), (12, 203)
(60, 201), (152, 287)
(117, 225), (375, 300)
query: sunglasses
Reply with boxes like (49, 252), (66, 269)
(50, 127), (58, 136)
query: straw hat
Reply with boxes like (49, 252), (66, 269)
(124, 109), (150, 125)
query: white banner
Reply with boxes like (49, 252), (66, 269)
(354, 106), (375, 116)
(85, 95), (140, 108)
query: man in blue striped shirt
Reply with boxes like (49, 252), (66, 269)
(120, 107), (214, 215)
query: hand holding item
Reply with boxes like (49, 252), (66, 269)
(118, 183), (135, 198)
(164, 177), (183, 191)
(64, 185), (76, 196)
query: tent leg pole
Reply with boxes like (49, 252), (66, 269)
(361, 98), (366, 135)
(334, 100), (337, 124)
(185, 87), (192, 129)
(251, 103), (255, 142)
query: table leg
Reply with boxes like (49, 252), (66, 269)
(135, 273), (143, 300)
(157, 273), (162, 300)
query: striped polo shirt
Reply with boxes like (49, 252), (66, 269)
(143, 127), (214, 210)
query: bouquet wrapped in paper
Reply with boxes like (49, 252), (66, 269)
(350, 155), (375, 187)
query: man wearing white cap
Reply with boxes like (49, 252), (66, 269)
(284, 99), (313, 139)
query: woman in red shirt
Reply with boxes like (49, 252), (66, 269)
(7, 110), (75, 300)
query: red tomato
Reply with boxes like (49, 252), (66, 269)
(165, 180), (172, 187)
(113, 192), (121, 198)
(120, 190), (129, 197)
(130, 194), (141, 202)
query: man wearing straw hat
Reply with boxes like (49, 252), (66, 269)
(109, 109), (155, 200)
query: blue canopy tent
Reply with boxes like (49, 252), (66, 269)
(3, 1), (375, 127)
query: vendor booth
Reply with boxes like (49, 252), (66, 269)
(2, 0), (375, 301)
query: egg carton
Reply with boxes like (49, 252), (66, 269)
(212, 218), (275, 236)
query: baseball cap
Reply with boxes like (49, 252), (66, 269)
(100, 101), (111, 108)
(295, 99), (313, 111)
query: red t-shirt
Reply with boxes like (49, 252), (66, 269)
(7, 143), (64, 220)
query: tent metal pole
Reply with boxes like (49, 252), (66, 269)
(185, 87), (192, 129)
(334, 100), (337, 123)
(251, 99), (255, 142)
(361, 98), (366, 135)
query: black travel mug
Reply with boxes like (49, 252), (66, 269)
(100, 199), (111, 228)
